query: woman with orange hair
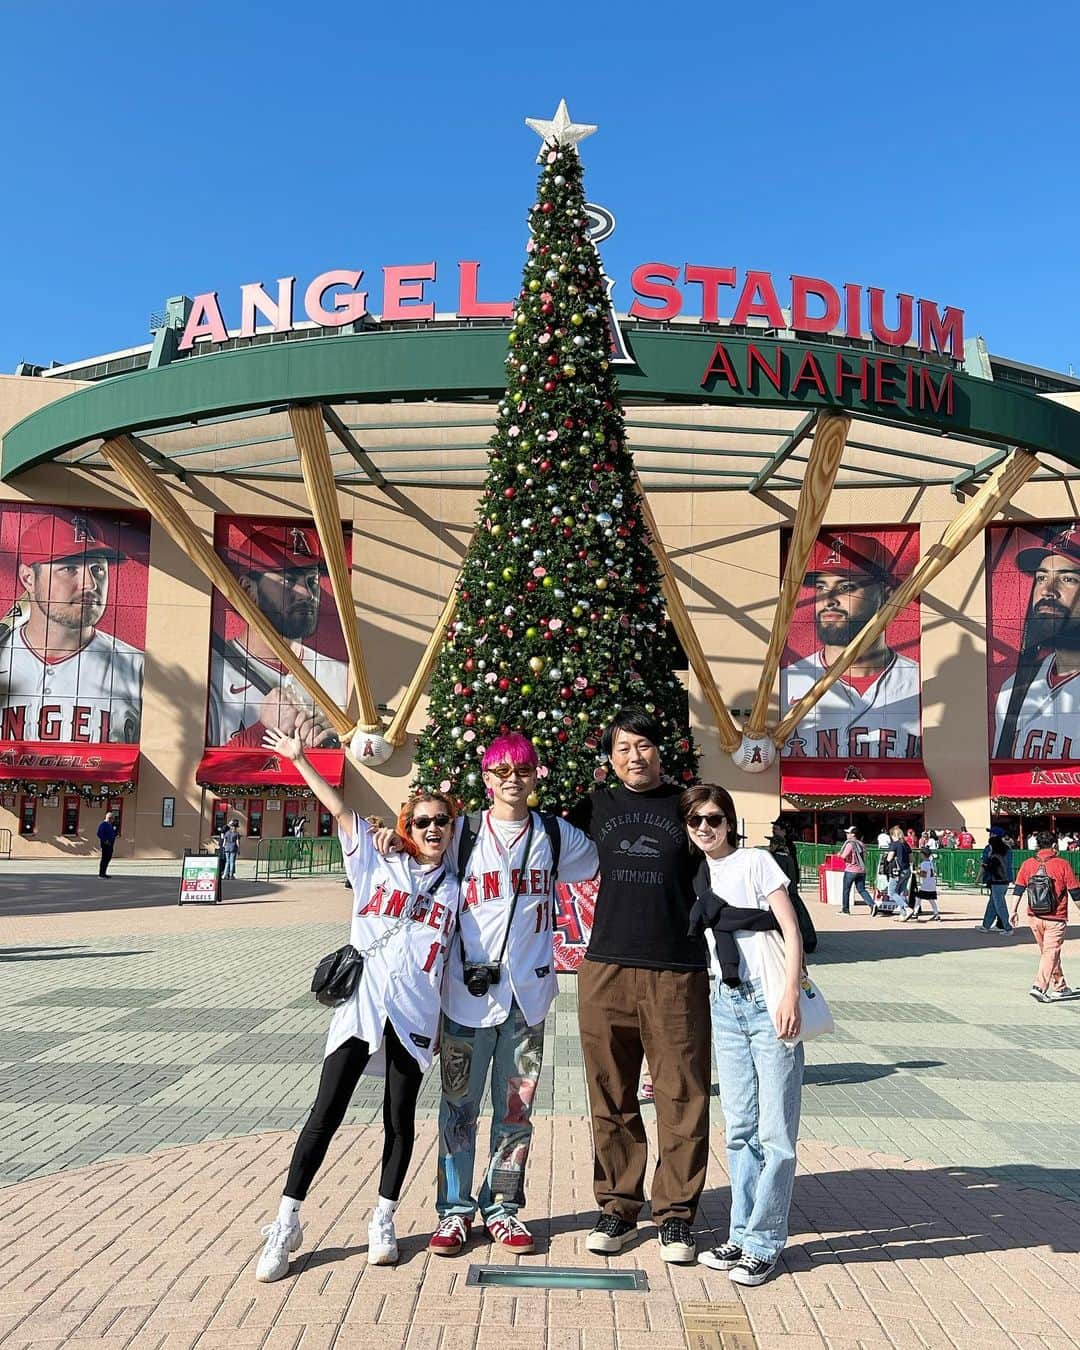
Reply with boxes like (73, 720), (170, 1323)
(254, 727), (460, 1281)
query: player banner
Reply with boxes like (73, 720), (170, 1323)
(779, 526), (922, 760)
(988, 522), (1080, 762)
(553, 879), (596, 973)
(207, 518), (352, 749)
(0, 506), (150, 750)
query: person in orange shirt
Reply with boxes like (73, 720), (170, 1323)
(1011, 832), (1080, 1002)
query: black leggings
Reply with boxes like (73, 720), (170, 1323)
(284, 1024), (424, 1202)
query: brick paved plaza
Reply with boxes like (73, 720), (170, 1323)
(3, 864), (1080, 1349)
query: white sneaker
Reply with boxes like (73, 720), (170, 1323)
(256, 1220), (303, 1282)
(368, 1211), (399, 1266)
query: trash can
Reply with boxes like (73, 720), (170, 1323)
(818, 854), (846, 907)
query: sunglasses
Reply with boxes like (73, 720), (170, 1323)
(411, 813), (452, 830)
(688, 813), (726, 830)
(486, 763), (536, 780)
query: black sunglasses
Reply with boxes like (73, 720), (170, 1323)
(687, 812), (726, 829)
(411, 813), (452, 830)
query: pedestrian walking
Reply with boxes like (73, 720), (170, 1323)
(424, 733), (597, 1258)
(686, 784), (805, 1289)
(568, 708), (710, 1265)
(978, 828), (1013, 932)
(906, 847), (940, 921)
(254, 728), (461, 1281)
(1011, 832), (1080, 1003)
(885, 825), (913, 917)
(838, 826), (875, 915)
(96, 810), (117, 878)
(222, 818), (242, 879)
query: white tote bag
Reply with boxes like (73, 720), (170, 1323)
(756, 930), (835, 1045)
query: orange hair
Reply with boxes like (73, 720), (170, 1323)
(395, 791), (458, 858)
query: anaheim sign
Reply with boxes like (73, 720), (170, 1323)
(177, 262), (964, 362)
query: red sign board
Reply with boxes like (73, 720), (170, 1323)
(0, 742), (139, 784)
(196, 748), (344, 788)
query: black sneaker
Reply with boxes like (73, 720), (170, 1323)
(657, 1218), (696, 1263)
(698, 1241), (742, 1271)
(729, 1253), (777, 1286)
(585, 1213), (636, 1254)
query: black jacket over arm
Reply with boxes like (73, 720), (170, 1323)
(686, 875), (780, 985)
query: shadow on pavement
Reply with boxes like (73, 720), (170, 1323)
(804, 1060), (945, 1086)
(0, 874), (287, 917)
(812, 917), (1037, 966)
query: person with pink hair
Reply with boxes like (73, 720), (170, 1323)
(425, 732), (598, 1257)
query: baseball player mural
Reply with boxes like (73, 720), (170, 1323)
(990, 523), (1080, 760)
(207, 519), (350, 748)
(0, 508), (148, 744)
(780, 528), (922, 759)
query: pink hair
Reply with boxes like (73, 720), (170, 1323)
(482, 732), (538, 771)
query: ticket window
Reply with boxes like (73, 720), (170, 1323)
(247, 798), (264, 838)
(283, 798), (304, 836)
(211, 799), (229, 835)
(19, 796), (36, 835)
(108, 797), (123, 832)
(317, 808), (333, 837)
(62, 795), (80, 836)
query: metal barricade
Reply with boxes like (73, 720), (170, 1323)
(255, 836), (343, 880)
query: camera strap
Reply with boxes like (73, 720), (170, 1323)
(459, 815), (535, 971)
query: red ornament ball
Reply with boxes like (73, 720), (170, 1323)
(544, 381), (557, 392)
(504, 487), (516, 499)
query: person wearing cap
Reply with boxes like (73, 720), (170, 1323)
(221, 818), (242, 879)
(0, 510), (143, 744)
(208, 523), (348, 748)
(994, 525), (1080, 760)
(838, 826), (875, 915)
(978, 827), (1013, 933)
(780, 532), (920, 760)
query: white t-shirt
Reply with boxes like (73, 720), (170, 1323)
(446, 809), (598, 1029)
(326, 812), (459, 1073)
(877, 831), (891, 847)
(703, 847), (792, 984)
(917, 857), (937, 893)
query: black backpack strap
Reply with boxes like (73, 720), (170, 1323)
(456, 811), (484, 885)
(539, 812), (562, 883)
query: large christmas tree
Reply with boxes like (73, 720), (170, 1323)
(413, 108), (698, 812)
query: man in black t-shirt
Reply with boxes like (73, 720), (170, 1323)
(568, 708), (709, 1265)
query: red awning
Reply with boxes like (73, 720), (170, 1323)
(990, 762), (1080, 800)
(196, 748), (345, 789)
(0, 742), (140, 785)
(782, 760), (932, 799)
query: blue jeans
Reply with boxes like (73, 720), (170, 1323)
(223, 851), (238, 879)
(437, 1001), (545, 1222)
(841, 870), (873, 913)
(887, 868), (911, 910)
(982, 884), (1013, 931)
(710, 979), (803, 1262)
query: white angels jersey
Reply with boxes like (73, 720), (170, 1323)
(0, 627), (143, 744)
(994, 655), (1080, 760)
(207, 639), (348, 745)
(781, 649), (921, 759)
(326, 813), (460, 1073)
(446, 810), (598, 1030)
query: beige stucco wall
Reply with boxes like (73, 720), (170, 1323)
(0, 373), (1077, 858)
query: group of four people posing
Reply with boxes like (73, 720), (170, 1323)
(255, 708), (806, 1289)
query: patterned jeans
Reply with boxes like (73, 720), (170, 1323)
(437, 1000), (545, 1222)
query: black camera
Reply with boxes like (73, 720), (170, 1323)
(463, 962), (501, 997)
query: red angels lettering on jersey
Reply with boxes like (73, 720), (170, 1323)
(356, 879), (453, 935)
(461, 867), (552, 908)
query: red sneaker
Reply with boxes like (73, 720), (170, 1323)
(486, 1215), (535, 1253)
(429, 1214), (471, 1256)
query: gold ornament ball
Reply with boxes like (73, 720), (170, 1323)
(570, 313), (584, 326)
(529, 656), (545, 673)
(542, 575), (555, 587)
(596, 578), (608, 591)
(526, 791), (540, 808)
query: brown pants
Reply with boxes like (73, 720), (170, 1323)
(578, 960), (711, 1224)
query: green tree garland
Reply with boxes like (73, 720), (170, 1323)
(413, 138), (698, 811)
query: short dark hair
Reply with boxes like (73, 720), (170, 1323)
(1037, 830), (1057, 850)
(680, 784), (740, 848)
(601, 707), (664, 758)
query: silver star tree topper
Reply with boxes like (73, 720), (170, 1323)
(525, 99), (597, 162)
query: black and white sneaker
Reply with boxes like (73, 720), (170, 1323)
(729, 1253), (777, 1286)
(658, 1218), (696, 1263)
(1030, 985), (1049, 1003)
(585, 1213), (637, 1254)
(698, 1241), (742, 1271)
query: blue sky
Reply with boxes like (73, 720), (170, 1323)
(1, 1), (1076, 374)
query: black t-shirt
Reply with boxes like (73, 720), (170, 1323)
(569, 782), (706, 971)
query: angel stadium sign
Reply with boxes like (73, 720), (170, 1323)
(176, 260), (965, 362)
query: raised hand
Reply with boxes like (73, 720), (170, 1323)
(263, 726), (304, 762)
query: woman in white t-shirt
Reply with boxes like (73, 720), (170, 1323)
(254, 728), (460, 1282)
(681, 783), (805, 1289)
(906, 846), (941, 922)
